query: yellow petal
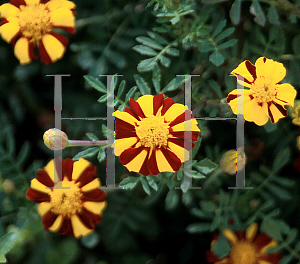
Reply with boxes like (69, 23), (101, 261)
(81, 178), (100, 192)
(268, 102), (286, 124)
(41, 33), (66, 63)
(71, 214), (93, 238)
(0, 22), (20, 43)
(255, 57), (286, 84)
(48, 214), (63, 232)
(136, 95), (154, 117)
(230, 60), (255, 86)
(124, 149), (148, 172)
(163, 103), (186, 122)
(156, 149), (175, 172)
(83, 201), (107, 215)
(275, 83), (297, 107)
(46, 0), (76, 11)
(227, 89), (253, 115)
(246, 222), (258, 242)
(31, 178), (51, 194)
(0, 3), (20, 18)
(260, 239), (278, 254)
(37, 202), (52, 217)
(72, 158), (91, 181)
(50, 7), (75, 28)
(223, 228), (238, 245)
(14, 37), (31, 65)
(24, 0), (40, 6)
(215, 259), (230, 264)
(114, 137), (138, 156)
(171, 118), (200, 132)
(113, 110), (139, 126)
(168, 141), (189, 162)
(258, 260), (273, 264)
(244, 100), (269, 126)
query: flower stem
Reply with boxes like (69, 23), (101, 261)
(67, 140), (111, 147)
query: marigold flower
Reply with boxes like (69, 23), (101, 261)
(113, 94), (200, 176)
(0, 0), (76, 64)
(26, 158), (107, 238)
(227, 57), (297, 126)
(206, 223), (281, 264)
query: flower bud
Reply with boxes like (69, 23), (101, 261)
(2, 179), (15, 193)
(43, 128), (68, 150)
(291, 100), (300, 126)
(219, 147), (246, 175)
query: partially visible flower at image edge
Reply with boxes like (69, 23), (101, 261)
(26, 158), (107, 238)
(113, 94), (200, 176)
(227, 57), (296, 126)
(0, 0), (76, 64)
(206, 222), (281, 264)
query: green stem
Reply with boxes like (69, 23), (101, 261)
(67, 140), (111, 147)
(202, 166), (223, 191)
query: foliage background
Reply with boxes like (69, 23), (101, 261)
(1, 0), (300, 263)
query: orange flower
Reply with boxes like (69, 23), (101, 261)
(227, 57), (296, 126)
(0, 0), (76, 64)
(26, 158), (107, 238)
(206, 223), (281, 264)
(113, 94), (200, 176)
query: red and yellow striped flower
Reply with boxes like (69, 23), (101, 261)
(0, 0), (75, 64)
(26, 158), (107, 238)
(227, 57), (296, 126)
(206, 223), (281, 264)
(113, 94), (200, 176)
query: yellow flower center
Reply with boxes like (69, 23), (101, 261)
(18, 4), (51, 40)
(230, 241), (257, 264)
(135, 115), (170, 149)
(49, 179), (82, 217)
(251, 76), (277, 104)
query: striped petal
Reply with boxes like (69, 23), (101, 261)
(274, 83), (296, 107)
(113, 137), (138, 156)
(83, 201), (107, 215)
(81, 189), (106, 202)
(136, 95), (154, 116)
(231, 60), (255, 86)
(227, 89), (253, 115)
(167, 139), (192, 162)
(81, 178), (100, 192)
(156, 148), (182, 173)
(48, 214), (64, 232)
(163, 103), (186, 122)
(59, 217), (73, 236)
(37, 202), (52, 217)
(0, 3), (20, 18)
(268, 102), (287, 124)
(113, 111), (139, 126)
(161, 98), (175, 116)
(42, 213), (58, 229)
(30, 178), (51, 194)
(119, 147), (149, 173)
(71, 214), (93, 238)
(72, 158), (91, 181)
(26, 188), (50, 202)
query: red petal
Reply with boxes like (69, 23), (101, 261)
(148, 149), (160, 175)
(81, 189), (107, 202)
(168, 138), (195, 151)
(124, 107), (140, 121)
(36, 169), (54, 187)
(245, 60), (257, 80)
(10, 0), (26, 7)
(78, 208), (101, 229)
(115, 131), (137, 140)
(76, 165), (96, 186)
(62, 158), (74, 181)
(169, 110), (195, 128)
(42, 213), (58, 229)
(205, 250), (221, 263)
(161, 98), (175, 116)
(170, 131), (199, 142)
(51, 26), (75, 34)
(254, 233), (273, 252)
(38, 39), (52, 64)
(115, 118), (136, 131)
(129, 98), (146, 118)
(59, 217), (74, 236)
(139, 150), (150, 176)
(26, 188), (50, 203)
(153, 94), (164, 116)
(259, 253), (281, 264)
(119, 146), (145, 165)
(160, 147), (182, 172)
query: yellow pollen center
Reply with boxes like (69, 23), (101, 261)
(18, 4), (51, 40)
(135, 115), (170, 149)
(251, 76), (277, 104)
(49, 179), (82, 217)
(230, 241), (257, 264)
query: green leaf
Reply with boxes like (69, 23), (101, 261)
(158, 55), (171, 67)
(208, 79), (222, 98)
(140, 177), (151, 195)
(267, 4), (280, 26)
(194, 158), (218, 175)
(125, 86), (138, 102)
(215, 28), (235, 43)
(152, 64), (161, 93)
(147, 31), (169, 45)
(286, 229), (297, 244)
(292, 35), (300, 55)
(117, 80), (126, 98)
(134, 74), (151, 95)
(259, 200), (275, 212)
(192, 137), (201, 159)
(278, 254), (293, 264)
(97, 94), (107, 103)
(212, 19), (227, 37)
(165, 189), (180, 210)
(72, 147), (99, 161)
(166, 48), (179, 56)
(213, 233), (231, 258)
(273, 147), (291, 173)
(147, 175), (158, 191)
(0, 255), (6, 263)
(271, 175), (295, 188)
(250, 0), (266, 26)
(263, 120), (278, 133)
(17, 141), (30, 166)
(119, 176), (140, 189)
(86, 133), (99, 141)
(0, 232), (18, 256)
(230, 0), (241, 25)
(200, 200), (218, 212)
(136, 37), (163, 50)
(137, 58), (157, 72)
(133, 45), (159, 56)
(261, 219), (282, 241)
(84, 75), (107, 93)
(97, 147), (106, 163)
(81, 232), (100, 249)
(218, 39), (237, 49)
(160, 76), (184, 93)
(209, 51), (224, 66)
(170, 16), (180, 25)
(186, 223), (211, 233)
(265, 183), (292, 200)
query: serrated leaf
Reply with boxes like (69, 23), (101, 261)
(186, 223), (211, 233)
(160, 76), (184, 93)
(215, 28), (235, 43)
(134, 74), (151, 95)
(273, 147), (291, 172)
(84, 75), (107, 93)
(194, 158), (218, 175)
(0, 232), (18, 256)
(140, 177), (151, 195)
(86, 133), (99, 141)
(117, 80), (126, 98)
(152, 64), (161, 93)
(166, 48), (179, 56)
(125, 86), (138, 102)
(72, 147), (99, 161)
(119, 176), (139, 189)
(158, 55), (171, 67)
(198, 44), (215, 52)
(97, 94), (107, 103)
(209, 51), (224, 66)
(147, 31), (169, 45)
(97, 147), (106, 163)
(208, 79), (222, 98)
(136, 36), (164, 50)
(218, 39), (237, 49)
(212, 19), (227, 37)
(133, 45), (159, 56)
(147, 175), (158, 191)
(137, 58), (157, 72)
(230, 0), (241, 25)
(267, 4), (280, 26)
(250, 0), (266, 26)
